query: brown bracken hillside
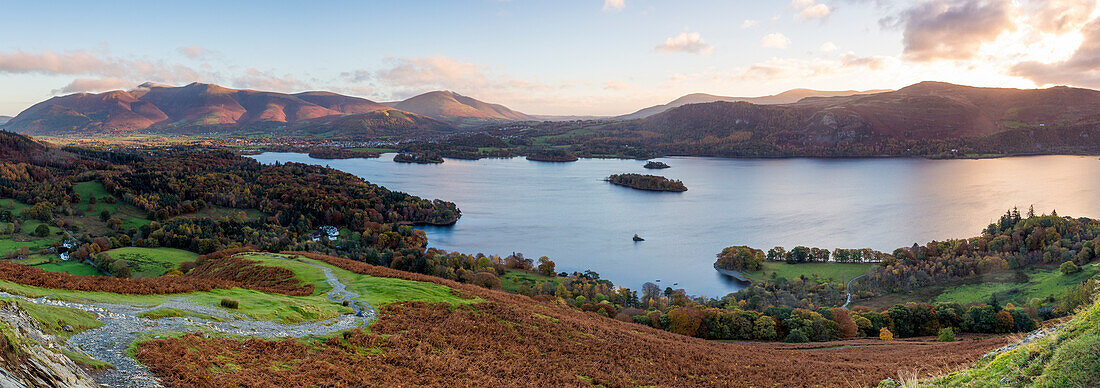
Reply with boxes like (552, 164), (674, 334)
(136, 252), (1013, 388)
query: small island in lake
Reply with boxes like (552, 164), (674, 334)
(393, 153), (444, 164)
(526, 149), (579, 162)
(606, 173), (687, 192)
(307, 148), (381, 159)
(643, 161), (670, 169)
(633, 234), (644, 241)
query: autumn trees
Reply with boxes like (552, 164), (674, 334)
(715, 245), (765, 272)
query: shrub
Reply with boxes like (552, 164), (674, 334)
(470, 271), (502, 290)
(784, 329), (809, 343)
(1059, 261), (1081, 275)
(879, 327), (894, 341)
(33, 224), (49, 237)
(937, 327), (955, 342)
(220, 298), (239, 309)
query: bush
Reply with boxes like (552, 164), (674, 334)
(784, 329), (809, 343)
(937, 327), (955, 342)
(879, 327), (894, 341)
(33, 224), (50, 237)
(220, 298), (239, 309)
(1060, 261), (1081, 275)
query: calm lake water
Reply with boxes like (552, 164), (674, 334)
(250, 153), (1100, 297)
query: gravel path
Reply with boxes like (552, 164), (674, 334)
(0, 255), (377, 387)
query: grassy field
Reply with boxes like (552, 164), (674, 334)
(169, 205), (266, 222)
(935, 262), (1100, 305)
(105, 247), (199, 278)
(291, 256), (477, 307)
(0, 253), (476, 324)
(238, 254), (333, 295)
(501, 270), (561, 294)
(746, 262), (875, 284)
(71, 181), (151, 230)
(0, 200), (64, 255)
(36, 260), (103, 276)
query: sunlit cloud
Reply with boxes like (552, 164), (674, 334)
(742, 20), (759, 29)
(655, 32), (715, 55)
(603, 0), (625, 12)
(761, 33), (792, 49)
(821, 42), (839, 52)
(790, 0), (832, 20)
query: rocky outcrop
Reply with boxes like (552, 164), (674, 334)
(0, 301), (97, 388)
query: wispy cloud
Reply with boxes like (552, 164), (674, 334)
(602, 0), (625, 12)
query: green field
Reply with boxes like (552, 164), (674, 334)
(105, 247), (199, 278)
(0, 201), (64, 255)
(36, 260), (104, 277)
(238, 254), (333, 295)
(72, 181), (151, 230)
(934, 262), (1100, 306)
(501, 270), (561, 294)
(747, 262), (875, 284)
(137, 307), (228, 322)
(0, 252), (476, 324)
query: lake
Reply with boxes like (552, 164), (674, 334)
(250, 153), (1100, 297)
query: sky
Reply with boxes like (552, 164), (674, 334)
(0, 0), (1098, 116)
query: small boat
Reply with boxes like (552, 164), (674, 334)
(633, 234), (645, 242)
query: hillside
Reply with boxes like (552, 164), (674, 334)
(387, 91), (533, 123)
(0, 116), (11, 124)
(503, 81), (1100, 158)
(617, 88), (890, 120)
(925, 285), (1099, 387)
(3, 82), (440, 138)
(132, 251), (1013, 387)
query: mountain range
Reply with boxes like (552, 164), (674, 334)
(5, 81), (1100, 157)
(2, 83), (531, 136)
(617, 88), (892, 120)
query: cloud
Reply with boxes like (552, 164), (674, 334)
(655, 32), (715, 55)
(340, 69), (371, 83)
(761, 33), (792, 49)
(603, 80), (632, 90)
(603, 0), (625, 12)
(894, 0), (1018, 62)
(790, 0), (832, 20)
(741, 20), (759, 29)
(1028, 0), (1097, 34)
(820, 42), (839, 52)
(54, 77), (134, 94)
(1011, 18), (1100, 88)
(0, 49), (205, 84)
(177, 46), (210, 60)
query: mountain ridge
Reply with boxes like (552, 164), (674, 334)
(385, 90), (534, 122)
(617, 88), (892, 120)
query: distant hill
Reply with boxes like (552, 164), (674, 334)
(643, 81), (1100, 141)
(386, 91), (533, 123)
(0, 116), (11, 125)
(5, 82), (441, 138)
(0, 130), (75, 163)
(617, 89), (891, 120)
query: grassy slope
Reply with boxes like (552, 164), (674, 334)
(0, 253), (473, 324)
(4, 298), (103, 340)
(746, 261), (874, 284)
(104, 247), (199, 278)
(72, 181), (150, 230)
(500, 269), (561, 294)
(935, 262), (1100, 305)
(929, 297), (1100, 387)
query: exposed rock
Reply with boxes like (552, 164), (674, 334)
(0, 301), (97, 388)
